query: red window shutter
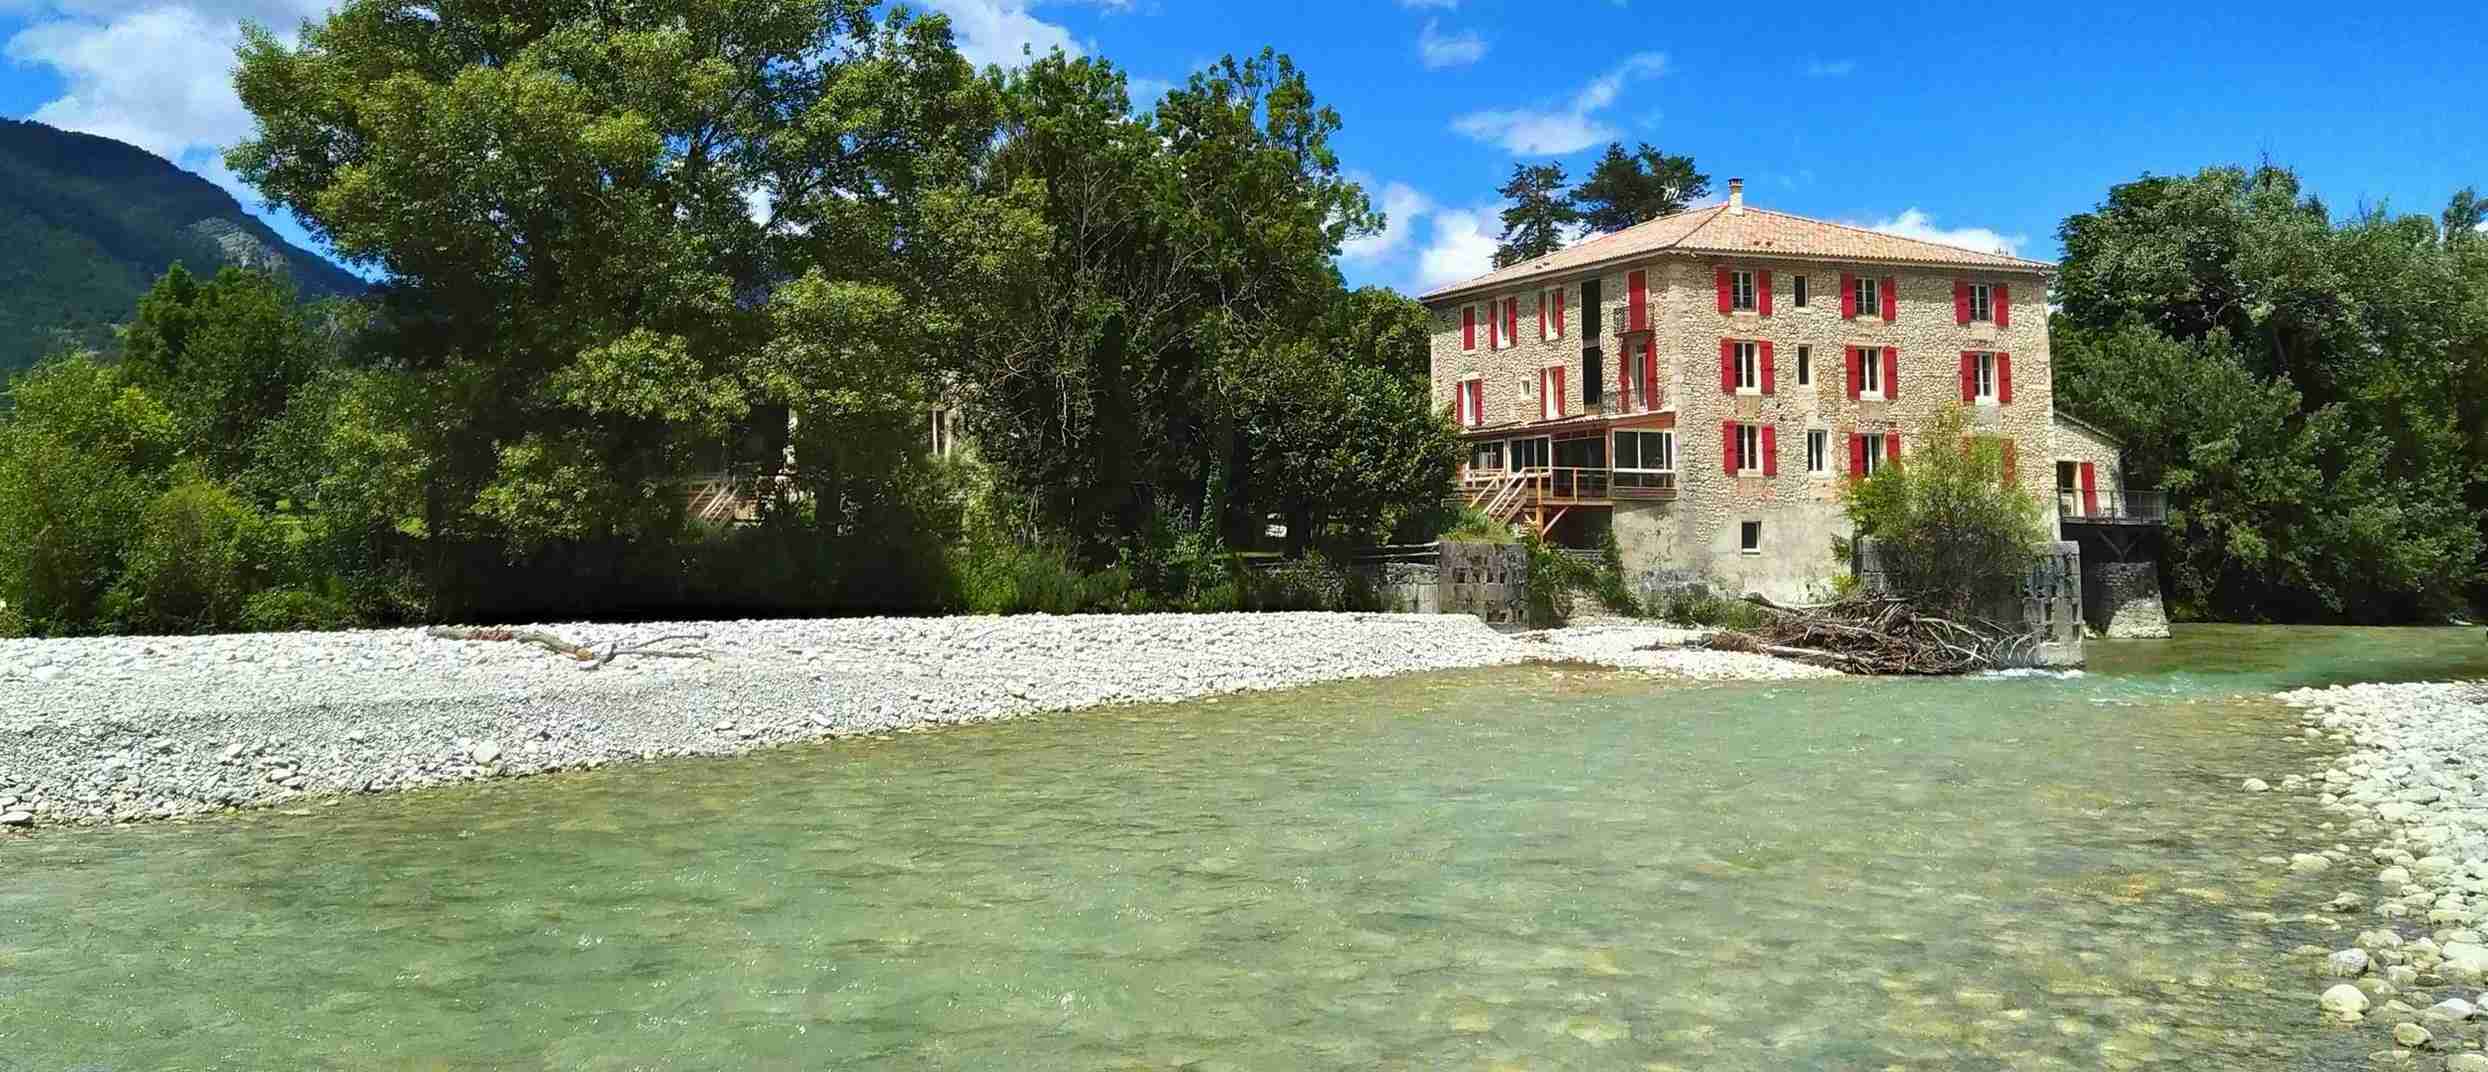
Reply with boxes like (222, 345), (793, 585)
(1759, 341), (1775, 396)
(1879, 277), (1897, 323)
(1887, 432), (1902, 464)
(1761, 425), (1778, 476)
(1758, 270), (1774, 317)
(1722, 421), (1738, 476)
(1554, 288), (1566, 337)
(1715, 267), (1731, 314)
(2001, 437), (2018, 485)
(1840, 272), (1856, 319)
(1997, 352), (2013, 404)
(1641, 338), (1658, 412)
(1487, 305), (1498, 349)
(1505, 298), (1518, 345)
(1462, 306), (1476, 350)
(1883, 348), (1900, 400)
(1553, 367), (1566, 417)
(1960, 351), (1976, 402)
(2080, 461), (2098, 515)
(1719, 339), (1735, 394)
(1954, 281), (1971, 325)
(1845, 347), (1862, 401)
(1995, 283), (2012, 328)
(1628, 270), (1647, 331)
(1849, 433), (1866, 477)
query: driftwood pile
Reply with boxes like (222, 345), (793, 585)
(423, 625), (712, 669)
(1690, 595), (2042, 675)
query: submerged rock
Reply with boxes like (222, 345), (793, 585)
(2391, 1021), (2432, 1048)
(2325, 948), (2372, 977)
(2321, 983), (2371, 1020)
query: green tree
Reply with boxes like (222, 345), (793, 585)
(1492, 162), (1576, 268)
(121, 264), (339, 479)
(2054, 163), (2487, 617)
(1572, 142), (1708, 233)
(227, 0), (1024, 613)
(0, 358), (181, 633)
(1841, 405), (2050, 622)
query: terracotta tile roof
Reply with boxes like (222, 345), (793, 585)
(1419, 202), (2052, 302)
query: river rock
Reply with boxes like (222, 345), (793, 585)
(2321, 983), (2371, 1020)
(2326, 949), (2372, 977)
(470, 740), (503, 765)
(2292, 853), (2334, 874)
(2448, 1055), (2488, 1072)
(2380, 866), (2414, 886)
(2244, 778), (2271, 792)
(0, 810), (30, 826)
(2424, 997), (2475, 1023)
(2392, 1022), (2432, 1048)
(2443, 941), (2488, 980)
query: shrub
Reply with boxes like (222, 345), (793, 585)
(110, 475), (279, 633)
(241, 585), (359, 632)
(1840, 404), (2051, 620)
(1240, 552), (1370, 611)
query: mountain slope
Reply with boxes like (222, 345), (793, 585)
(0, 119), (367, 376)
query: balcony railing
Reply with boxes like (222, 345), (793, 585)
(2057, 487), (2165, 524)
(1459, 466), (1678, 516)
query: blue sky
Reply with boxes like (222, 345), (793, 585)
(5, 0), (2483, 294)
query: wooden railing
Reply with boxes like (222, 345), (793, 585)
(2057, 487), (2165, 524)
(1458, 466), (1679, 511)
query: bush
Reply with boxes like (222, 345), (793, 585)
(1240, 552), (1371, 611)
(109, 475), (279, 633)
(1840, 404), (2051, 620)
(241, 585), (359, 632)
(1659, 590), (1771, 631)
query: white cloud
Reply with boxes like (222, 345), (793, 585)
(1415, 19), (1484, 69)
(1803, 59), (1855, 78)
(1450, 50), (1665, 156)
(1859, 208), (2027, 256)
(1340, 180), (1434, 263)
(917, 0), (1081, 68)
(1417, 205), (1498, 288)
(1397, 0), (1458, 7)
(5, 6), (263, 167)
(1125, 76), (1174, 107)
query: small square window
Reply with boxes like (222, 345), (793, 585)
(1796, 345), (1812, 386)
(1740, 520), (1762, 554)
(1806, 429), (1827, 473)
(1792, 275), (1809, 308)
(1730, 270), (1756, 312)
(1852, 275), (1879, 317)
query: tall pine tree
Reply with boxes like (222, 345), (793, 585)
(1573, 142), (1709, 233)
(1492, 163), (1576, 268)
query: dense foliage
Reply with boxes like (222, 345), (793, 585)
(0, 119), (364, 377)
(1840, 406), (2052, 622)
(1492, 163), (1575, 267)
(2052, 165), (2488, 621)
(0, 3), (1459, 635)
(1486, 142), (1710, 266)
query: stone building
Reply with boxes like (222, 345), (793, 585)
(1422, 178), (2161, 613)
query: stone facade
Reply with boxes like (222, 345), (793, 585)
(2050, 412), (2124, 501)
(2089, 561), (2171, 639)
(1428, 203), (2053, 602)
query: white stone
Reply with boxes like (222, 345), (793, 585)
(2325, 949), (2371, 977)
(470, 740), (503, 765)
(2291, 853), (2333, 874)
(2320, 983), (2370, 1019)
(2243, 777), (2271, 792)
(2441, 941), (2488, 980)
(2392, 1021), (2432, 1048)
(2424, 997), (2475, 1022)
(0, 810), (31, 826)
(2447, 1054), (2488, 1072)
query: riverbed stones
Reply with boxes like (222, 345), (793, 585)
(2294, 853), (2336, 874)
(2324, 983), (2373, 1020)
(2392, 1022), (2433, 1048)
(8, 614), (1752, 829)
(2449, 1054), (2488, 1072)
(2329, 949), (2374, 977)
(2244, 777), (2272, 792)
(2424, 998), (2476, 1023)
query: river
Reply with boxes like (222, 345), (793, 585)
(4, 625), (2484, 1070)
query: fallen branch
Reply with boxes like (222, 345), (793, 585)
(424, 626), (713, 668)
(1690, 595), (2040, 676)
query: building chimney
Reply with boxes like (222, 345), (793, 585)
(1728, 177), (1744, 215)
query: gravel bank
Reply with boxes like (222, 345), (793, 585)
(0, 614), (1833, 831)
(2270, 680), (2488, 1055)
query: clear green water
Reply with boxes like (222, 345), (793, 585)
(5, 626), (2486, 1071)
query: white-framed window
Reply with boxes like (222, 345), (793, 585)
(1734, 340), (1760, 393)
(1501, 296), (1519, 350)
(1792, 274), (1809, 308)
(1858, 347), (1883, 398)
(1623, 338), (1655, 411)
(1468, 438), (1504, 473)
(1614, 429), (1674, 473)
(1736, 423), (1760, 473)
(1862, 432), (1888, 475)
(1739, 520), (1762, 554)
(1456, 377), (1484, 428)
(1806, 429), (1827, 474)
(1541, 286), (1565, 340)
(1796, 345), (1812, 386)
(1729, 270), (1756, 312)
(1972, 351), (1997, 402)
(931, 407), (962, 457)
(1852, 275), (1879, 317)
(1968, 282), (1993, 323)
(1538, 365), (1566, 420)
